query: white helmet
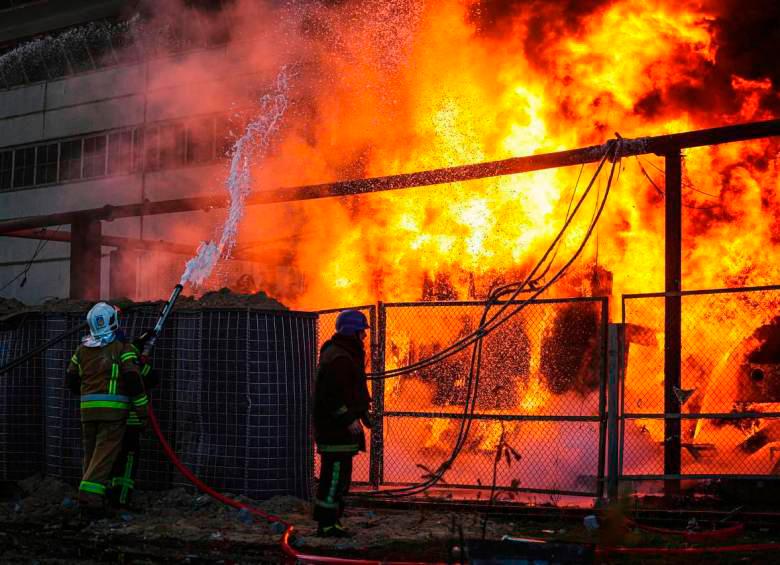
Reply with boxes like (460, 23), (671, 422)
(85, 302), (119, 345)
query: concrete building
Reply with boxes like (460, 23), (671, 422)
(0, 0), (281, 303)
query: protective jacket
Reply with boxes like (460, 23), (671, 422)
(66, 340), (148, 422)
(313, 333), (371, 454)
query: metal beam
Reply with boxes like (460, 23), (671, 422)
(0, 118), (778, 235)
(4, 228), (197, 255)
(3, 228), (265, 262)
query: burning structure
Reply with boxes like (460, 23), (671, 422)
(1, 0), (780, 503)
(0, 1), (778, 307)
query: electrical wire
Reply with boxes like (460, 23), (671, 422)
(0, 238), (47, 294)
(636, 156), (722, 210)
(358, 139), (623, 498)
(368, 141), (617, 382)
(0, 226), (63, 294)
(639, 154), (720, 198)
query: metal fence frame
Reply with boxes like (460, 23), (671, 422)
(319, 297), (609, 498)
(619, 284), (780, 484)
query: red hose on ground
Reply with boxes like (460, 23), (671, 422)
(147, 406), (443, 565)
(597, 543), (780, 556)
(624, 518), (745, 542)
(149, 407), (780, 562)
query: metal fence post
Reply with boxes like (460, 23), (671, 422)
(607, 323), (624, 500)
(369, 302), (385, 488)
(664, 148), (683, 496)
(596, 298), (609, 500)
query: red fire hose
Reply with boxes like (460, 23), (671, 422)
(597, 543), (780, 557)
(624, 517), (745, 543)
(148, 405), (444, 565)
(148, 406), (780, 563)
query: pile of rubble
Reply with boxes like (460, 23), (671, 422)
(0, 288), (288, 321)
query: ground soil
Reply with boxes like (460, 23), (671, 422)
(0, 475), (524, 563)
(2, 475), (780, 564)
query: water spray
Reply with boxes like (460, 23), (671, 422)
(179, 68), (290, 288)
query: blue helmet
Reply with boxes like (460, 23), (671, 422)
(85, 302), (119, 345)
(335, 310), (370, 337)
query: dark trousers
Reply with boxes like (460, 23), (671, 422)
(108, 424), (141, 507)
(80, 420), (125, 507)
(313, 452), (354, 526)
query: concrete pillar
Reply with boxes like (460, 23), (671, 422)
(69, 218), (101, 300)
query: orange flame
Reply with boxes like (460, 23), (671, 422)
(155, 0), (780, 487)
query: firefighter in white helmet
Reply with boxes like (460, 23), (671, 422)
(65, 302), (148, 519)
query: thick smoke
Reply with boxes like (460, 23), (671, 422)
(712, 0), (780, 113)
(108, 0), (780, 307)
(469, 0), (610, 37)
(468, 0), (780, 119)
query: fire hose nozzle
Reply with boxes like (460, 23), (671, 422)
(143, 284), (184, 357)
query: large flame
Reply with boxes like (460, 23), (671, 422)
(236, 0), (780, 311)
(146, 0), (780, 489)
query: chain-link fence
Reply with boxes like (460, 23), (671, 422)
(621, 285), (780, 480)
(9, 284), (780, 501)
(316, 299), (608, 498)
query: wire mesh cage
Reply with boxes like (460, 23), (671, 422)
(176, 309), (316, 499)
(0, 313), (46, 480)
(0, 306), (317, 501)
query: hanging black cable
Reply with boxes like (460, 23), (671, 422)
(358, 139), (623, 498)
(368, 141), (617, 381)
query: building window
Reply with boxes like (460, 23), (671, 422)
(0, 151), (12, 191)
(132, 128), (144, 172)
(83, 135), (107, 178)
(36, 143), (59, 184)
(12, 147), (35, 188)
(160, 123), (185, 168)
(186, 117), (215, 164)
(60, 139), (83, 181)
(144, 125), (160, 171)
(0, 111), (232, 191)
(108, 130), (133, 175)
(215, 115), (233, 159)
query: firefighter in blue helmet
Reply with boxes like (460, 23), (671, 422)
(313, 310), (372, 537)
(65, 303), (149, 519)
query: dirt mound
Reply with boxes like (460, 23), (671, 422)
(0, 298), (26, 317)
(175, 288), (288, 310)
(0, 473), (77, 522)
(0, 288), (289, 317)
(37, 298), (94, 312)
